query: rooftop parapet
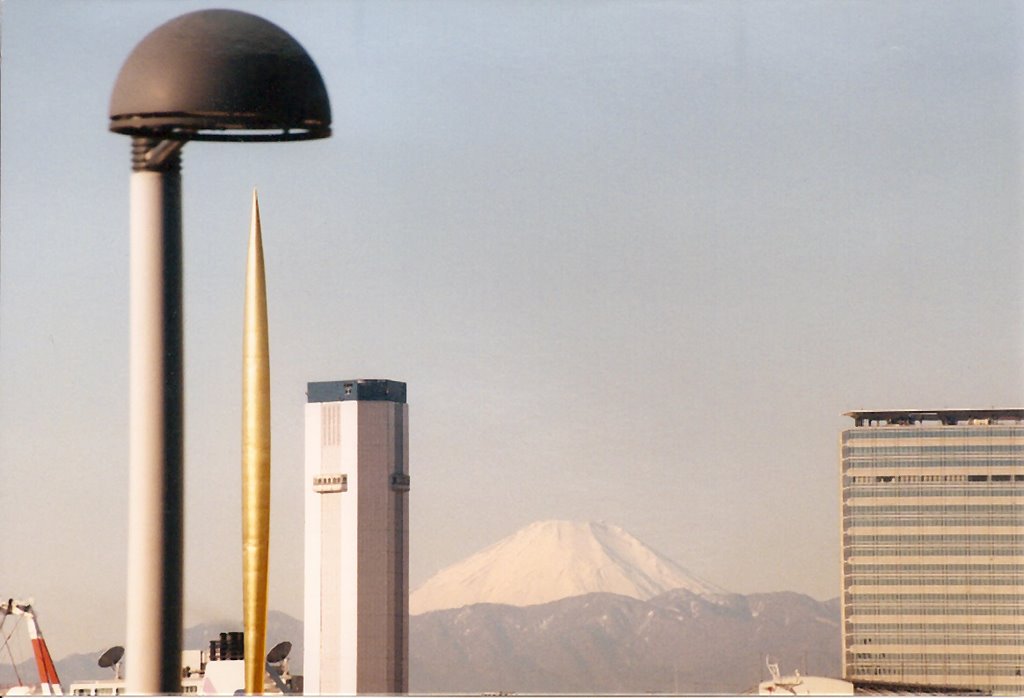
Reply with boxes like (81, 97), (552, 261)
(307, 379), (407, 404)
(844, 408), (1024, 427)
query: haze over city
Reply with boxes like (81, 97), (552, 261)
(2, 0), (1021, 662)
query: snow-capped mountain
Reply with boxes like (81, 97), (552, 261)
(410, 520), (728, 615)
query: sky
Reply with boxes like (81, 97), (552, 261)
(2, 0), (1022, 661)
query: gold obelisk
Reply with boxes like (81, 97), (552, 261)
(242, 190), (271, 694)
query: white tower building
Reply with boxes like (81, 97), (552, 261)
(303, 379), (409, 695)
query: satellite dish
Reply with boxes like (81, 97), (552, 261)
(98, 645), (125, 680)
(266, 641), (291, 664)
(98, 646), (124, 669)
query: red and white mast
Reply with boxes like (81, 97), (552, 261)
(2, 599), (63, 695)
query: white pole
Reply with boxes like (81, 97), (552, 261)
(125, 140), (184, 695)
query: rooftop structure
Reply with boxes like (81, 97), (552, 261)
(307, 379), (407, 404)
(844, 409), (1024, 427)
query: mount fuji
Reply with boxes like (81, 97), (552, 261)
(411, 519), (728, 615)
(408, 520), (840, 693)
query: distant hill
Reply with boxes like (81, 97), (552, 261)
(409, 588), (840, 694)
(2, 596), (837, 695)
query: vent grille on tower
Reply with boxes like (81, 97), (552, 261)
(322, 404), (340, 446)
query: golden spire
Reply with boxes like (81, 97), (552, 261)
(242, 189), (271, 694)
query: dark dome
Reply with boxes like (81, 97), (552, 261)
(109, 10), (331, 141)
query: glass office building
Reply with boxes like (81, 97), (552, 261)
(841, 409), (1024, 695)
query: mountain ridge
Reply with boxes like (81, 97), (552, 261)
(410, 588), (841, 693)
(3, 596), (840, 694)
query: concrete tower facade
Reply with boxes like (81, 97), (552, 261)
(304, 379), (409, 695)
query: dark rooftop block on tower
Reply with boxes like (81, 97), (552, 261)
(307, 380), (407, 404)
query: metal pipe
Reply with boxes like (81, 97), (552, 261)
(125, 139), (184, 695)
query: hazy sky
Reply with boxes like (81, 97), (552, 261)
(2, 0), (1022, 659)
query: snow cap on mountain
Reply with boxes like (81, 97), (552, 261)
(410, 520), (728, 615)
